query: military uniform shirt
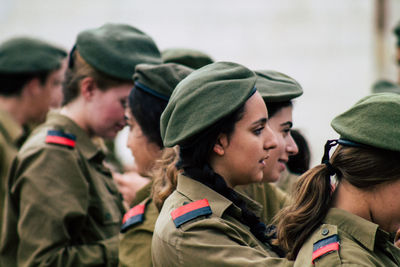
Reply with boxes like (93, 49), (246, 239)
(119, 182), (158, 267)
(0, 112), (125, 267)
(0, 109), (25, 240)
(294, 208), (400, 266)
(152, 174), (293, 267)
(237, 181), (290, 225)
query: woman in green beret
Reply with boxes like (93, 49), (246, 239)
(151, 61), (296, 266)
(275, 93), (400, 266)
(118, 63), (193, 267)
(237, 70), (303, 225)
(0, 23), (162, 267)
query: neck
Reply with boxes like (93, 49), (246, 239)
(331, 180), (372, 222)
(60, 99), (91, 136)
(0, 96), (27, 125)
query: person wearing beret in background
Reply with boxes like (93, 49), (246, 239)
(236, 70), (303, 226)
(275, 93), (400, 266)
(0, 36), (67, 238)
(371, 21), (400, 93)
(0, 23), (162, 267)
(151, 61), (296, 267)
(118, 63), (193, 267)
(161, 47), (214, 69)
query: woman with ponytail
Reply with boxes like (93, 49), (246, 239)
(276, 93), (400, 266)
(151, 61), (295, 266)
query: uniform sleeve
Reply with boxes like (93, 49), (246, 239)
(10, 146), (118, 267)
(152, 217), (293, 267)
(119, 227), (153, 267)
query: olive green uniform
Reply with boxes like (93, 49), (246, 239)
(152, 174), (293, 267)
(0, 110), (26, 239)
(237, 181), (290, 225)
(119, 182), (158, 267)
(295, 208), (400, 266)
(275, 168), (299, 194)
(0, 112), (125, 267)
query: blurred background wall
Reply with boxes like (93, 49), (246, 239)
(1, 0), (399, 166)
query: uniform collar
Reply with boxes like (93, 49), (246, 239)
(0, 109), (24, 145)
(45, 111), (103, 160)
(176, 174), (263, 218)
(324, 208), (381, 251)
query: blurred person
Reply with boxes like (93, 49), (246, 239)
(371, 21), (400, 93)
(161, 47), (214, 69)
(118, 63), (193, 267)
(114, 47), (213, 207)
(0, 23), (162, 267)
(276, 128), (311, 193)
(237, 70), (303, 225)
(276, 93), (400, 266)
(0, 36), (66, 237)
(152, 62), (295, 266)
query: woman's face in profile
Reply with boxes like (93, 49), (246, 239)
(213, 91), (277, 187)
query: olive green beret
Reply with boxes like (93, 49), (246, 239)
(133, 63), (194, 100)
(76, 23), (162, 80)
(371, 79), (400, 94)
(255, 70), (303, 102)
(161, 48), (214, 69)
(0, 37), (66, 73)
(331, 93), (400, 152)
(161, 61), (257, 147)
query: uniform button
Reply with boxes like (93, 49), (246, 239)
(322, 228), (329, 236)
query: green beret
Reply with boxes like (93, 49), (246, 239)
(161, 48), (214, 69)
(133, 63), (193, 100)
(331, 93), (400, 152)
(0, 37), (66, 73)
(161, 61), (257, 147)
(255, 70), (303, 102)
(371, 79), (400, 94)
(76, 23), (162, 80)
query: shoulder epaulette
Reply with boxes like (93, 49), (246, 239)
(120, 204), (145, 233)
(171, 199), (212, 228)
(45, 130), (76, 148)
(312, 234), (340, 263)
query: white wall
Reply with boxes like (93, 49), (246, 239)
(1, 0), (399, 166)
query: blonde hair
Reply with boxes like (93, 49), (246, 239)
(151, 146), (180, 211)
(62, 50), (130, 105)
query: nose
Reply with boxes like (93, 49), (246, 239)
(263, 124), (278, 151)
(286, 134), (299, 156)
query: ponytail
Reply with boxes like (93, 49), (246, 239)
(274, 164), (334, 260)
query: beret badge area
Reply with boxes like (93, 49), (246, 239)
(45, 130), (76, 148)
(170, 199), (212, 228)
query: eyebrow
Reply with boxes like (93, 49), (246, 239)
(280, 121), (293, 128)
(252, 118), (267, 126)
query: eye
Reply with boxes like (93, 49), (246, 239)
(120, 99), (127, 108)
(254, 127), (264, 136)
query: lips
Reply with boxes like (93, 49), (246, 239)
(259, 155), (269, 166)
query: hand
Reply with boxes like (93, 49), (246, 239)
(113, 171), (151, 208)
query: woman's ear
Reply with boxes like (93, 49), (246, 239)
(213, 133), (228, 156)
(80, 77), (96, 100)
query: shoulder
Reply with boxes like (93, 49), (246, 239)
(296, 223), (381, 267)
(264, 182), (290, 206)
(120, 197), (158, 233)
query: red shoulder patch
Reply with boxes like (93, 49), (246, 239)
(45, 130), (76, 148)
(171, 199), (212, 228)
(120, 204), (145, 233)
(312, 234), (340, 263)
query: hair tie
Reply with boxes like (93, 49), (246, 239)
(321, 139), (339, 176)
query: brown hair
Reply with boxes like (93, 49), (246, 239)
(275, 144), (400, 260)
(151, 146), (180, 211)
(62, 50), (130, 105)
